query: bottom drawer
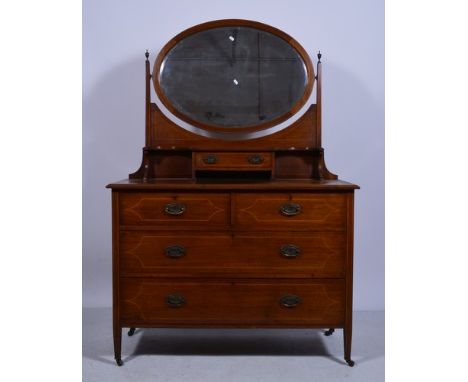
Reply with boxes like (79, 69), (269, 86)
(120, 278), (345, 326)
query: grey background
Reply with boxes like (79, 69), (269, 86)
(83, 0), (384, 310)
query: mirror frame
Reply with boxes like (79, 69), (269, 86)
(153, 19), (315, 134)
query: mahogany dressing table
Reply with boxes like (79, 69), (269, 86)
(107, 19), (359, 367)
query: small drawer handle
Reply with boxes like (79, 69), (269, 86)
(203, 154), (218, 164)
(280, 202), (302, 216)
(280, 295), (301, 308)
(164, 202), (186, 216)
(165, 245), (186, 258)
(248, 154), (264, 165)
(165, 294), (186, 308)
(280, 244), (301, 258)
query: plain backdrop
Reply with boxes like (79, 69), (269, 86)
(83, 0), (384, 310)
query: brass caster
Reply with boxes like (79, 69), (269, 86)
(324, 328), (335, 336)
(345, 358), (355, 367)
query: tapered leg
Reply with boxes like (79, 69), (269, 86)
(112, 192), (123, 366)
(324, 328), (335, 336)
(114, 325), (122, 366)
(343, 193), (355, 367)
(344, 326), (354, 366)
(128, 327), (136, 336)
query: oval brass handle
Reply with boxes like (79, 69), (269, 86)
(165, 294), (186, 308)
(280, 295), (301, 308)
(280, 202), (302, 216)
(165, 245), (186, 258)
(248, 154), (264, 165)
(203, 154), (218, 164)
(164, 202), (186, 216)
(280, 244), (301, 258)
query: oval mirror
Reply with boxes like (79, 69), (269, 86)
(153, 20), (314, 133)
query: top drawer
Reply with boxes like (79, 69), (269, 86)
(194, 152), (272, 171)
(233, 193), (347, 231)
(119, 192), (230, 227)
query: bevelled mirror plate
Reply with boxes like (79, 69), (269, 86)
(154, 21), (313, 131)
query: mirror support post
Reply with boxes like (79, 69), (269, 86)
(311, 52), (338, 181)
(145, 50), (152, 147)
(316, 51), (322, 147)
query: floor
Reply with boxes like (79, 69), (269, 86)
(83, 308), (384, 382)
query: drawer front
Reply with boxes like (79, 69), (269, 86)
(194, 152), (272, 170)
(233, 193), (347, 231)
(120, 231), (346, 277)
(120, 279), (345, 326)
(120, 192), (230, 227)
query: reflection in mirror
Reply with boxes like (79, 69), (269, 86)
(158, 26), (308, 128)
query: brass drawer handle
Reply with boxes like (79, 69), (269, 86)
(165, 245), (186, 258)
(280, 244), (301, 258)
(280, 202), (302, 216)
(248, 154), (264, 165)
(165, 294), (186, 308)
(203, 154), (218, 164)
(164, 202), (186, 216)
(280, 295), (301, 308)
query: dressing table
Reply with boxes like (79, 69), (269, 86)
(106, 19), (359, 367)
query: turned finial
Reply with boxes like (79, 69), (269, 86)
(145, 49), (149, 61)
(317, 51), (322, 63)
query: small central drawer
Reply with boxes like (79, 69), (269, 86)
(119, 192), (230, 227)
(194, 152), (272, 171)
(120, 231), (346, 277)
(120, 278), (345, 326)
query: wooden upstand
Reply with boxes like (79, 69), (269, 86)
(107, 19), (359, 367)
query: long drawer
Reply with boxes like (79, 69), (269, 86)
(120, 278), (345, 326)
(233, 193), (347, 231)
(120, 231), (346, 277)
(119, 192), (230, 227)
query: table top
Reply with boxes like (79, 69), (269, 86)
(106, 178), (360, 191)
